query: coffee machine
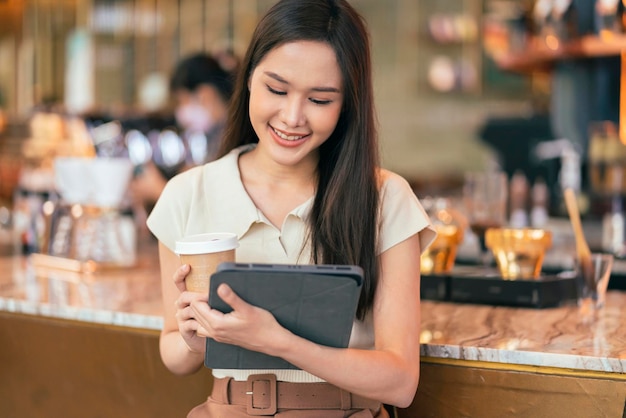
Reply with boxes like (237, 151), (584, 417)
(38, 156), (137, 269)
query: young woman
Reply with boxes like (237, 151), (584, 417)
(147, 0), (435, 416)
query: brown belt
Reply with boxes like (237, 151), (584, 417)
(211, 374), (381, 416)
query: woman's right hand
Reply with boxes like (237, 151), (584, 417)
(172, 264), (208, 354)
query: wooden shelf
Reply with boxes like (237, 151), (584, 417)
(494, 34), (626, 73)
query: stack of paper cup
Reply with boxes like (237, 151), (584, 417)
(175, 232), (239, 293)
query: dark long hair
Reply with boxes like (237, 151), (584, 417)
(218, 0), (379, 320)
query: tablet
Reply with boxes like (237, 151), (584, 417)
(205, 262), (363, 370)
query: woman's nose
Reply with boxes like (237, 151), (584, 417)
(281, 97), (306, 127)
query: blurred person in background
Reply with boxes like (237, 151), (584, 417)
(170, 51), (237, 155)
(131, 52), (238, 210)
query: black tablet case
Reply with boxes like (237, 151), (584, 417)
(205, 262), (363, 370)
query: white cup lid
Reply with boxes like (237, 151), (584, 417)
(175, 232), (239, 255)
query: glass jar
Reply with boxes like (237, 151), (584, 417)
(420, 197), (466, 275)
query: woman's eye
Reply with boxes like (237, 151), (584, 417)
(266, 84), (332, 105)
(310, 98), (331, 105)
(267, 85), (286, 96)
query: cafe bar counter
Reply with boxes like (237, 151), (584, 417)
(0, 242), (624, 418)
(0, 241), (214, 418)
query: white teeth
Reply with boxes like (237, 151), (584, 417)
(274, 128), (305, 141)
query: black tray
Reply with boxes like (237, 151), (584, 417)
(421, 274), (450, 301)
(607, 274), (626, 290)
(544, 260), (626, 291)
(422, 266), (578, 308)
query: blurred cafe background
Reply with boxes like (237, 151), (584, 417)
(0, 0), (623, 267)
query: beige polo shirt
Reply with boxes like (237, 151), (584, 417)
(147, 144), (435, 382)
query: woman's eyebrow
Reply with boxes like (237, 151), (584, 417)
(264, 71), (341, 93)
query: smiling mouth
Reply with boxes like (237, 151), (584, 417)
(272, 126), (308, 141)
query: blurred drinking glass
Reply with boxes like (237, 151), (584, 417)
(575, 253), (613, 318)
(463, 171), (508, 268)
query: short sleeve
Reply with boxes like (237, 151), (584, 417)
(146, 167), (200, 252)
(377, 170), (436, 255)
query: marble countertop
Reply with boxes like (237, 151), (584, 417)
(1, 244), (625, 375)
(0, 249), (165, 330)
(420, 295), (626, 374)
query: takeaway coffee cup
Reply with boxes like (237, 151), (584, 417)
(174, 232), (239, 293)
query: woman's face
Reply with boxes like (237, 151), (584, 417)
(248, 40), (344, 168)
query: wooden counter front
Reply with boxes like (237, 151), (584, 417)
(403, 360), (625, 417)
(0, 313), (212, 418)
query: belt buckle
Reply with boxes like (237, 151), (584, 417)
(246, 373), (277, 415)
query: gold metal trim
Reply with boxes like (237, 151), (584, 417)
(421, 356), (626, 381)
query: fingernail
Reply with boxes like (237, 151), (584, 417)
(218, 284), (230, 296)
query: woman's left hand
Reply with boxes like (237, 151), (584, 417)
(190, 283), (288, 355)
